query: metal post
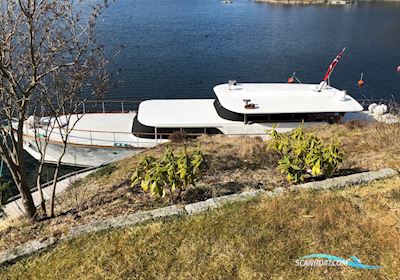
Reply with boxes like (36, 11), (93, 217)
(102, 102), (105, 114)
(82, 102), (86, 114)
(121, 102), (124, 113)
(89, 131), (93, 145)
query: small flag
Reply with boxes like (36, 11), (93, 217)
(323, 48), (346, 81)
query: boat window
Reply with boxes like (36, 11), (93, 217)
(182, 128), (204, 134)
(247, 113), (309, 123)
(246, 113), (339, 123)
(132, 116), (222, 139)
(213, 99), (337, 123)
(213, 99), (244, 121)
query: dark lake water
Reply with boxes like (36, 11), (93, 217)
(98, 0), (400, 100)
(2, 0), (400, 194)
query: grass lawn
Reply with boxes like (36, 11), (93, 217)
(1, 177), (400, 280)
(2, 122), (400, 251)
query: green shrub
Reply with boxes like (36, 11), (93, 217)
(268, 126), (344, 183)
(131, 145), (204, 202)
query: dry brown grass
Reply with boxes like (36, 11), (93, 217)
(0, 122), (399, 253)
(1, 177), (400, 280)
(314, 121), (400, 171)
(0, 135), (283, 251)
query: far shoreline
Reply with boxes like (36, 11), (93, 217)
(254, 0), (400, 5)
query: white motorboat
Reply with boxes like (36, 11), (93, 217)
(329, 0), (355, 5)
(19, 49), (399, 167)
(20, 80), (367, 167)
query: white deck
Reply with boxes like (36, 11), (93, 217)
(69, 113), (135, 133)
(213, 83), (363, 114)
(23, 113), (159, 148)
(138, 99), (235, 127)
(48, 113), (137, 146)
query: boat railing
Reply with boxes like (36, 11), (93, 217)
(72, 130), (269, 146)
(31, 98), (400, 115)
(26, 98), (399, 146)
(28, 100), (143, 116)
(357, 98), (400, 115)
(79, 100), (143, 114)
(28, 124), (269, 147)
(62, 98), (400, 117)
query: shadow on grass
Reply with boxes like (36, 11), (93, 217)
(87, 164), (117, 179)
(183, 181), (248, 204)
(300, 167), (368, 183)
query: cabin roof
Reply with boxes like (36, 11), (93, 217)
(213, 83), (363, 114)
(137, 99), (235, 127)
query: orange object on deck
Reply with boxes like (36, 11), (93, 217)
(357, 72), (364, 87)
(287, 77), (294, 83)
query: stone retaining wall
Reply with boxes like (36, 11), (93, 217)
(0, 168), (398, 267)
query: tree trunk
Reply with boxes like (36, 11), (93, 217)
(17, 180), (37, 219)
(0, 120), (37, 220)
(5, 161), (36, 220)
(17, 112), (37, 220)
(36, 163), (47, 216)
(50, 142), (67, 218)
(49, 161), (61, 218)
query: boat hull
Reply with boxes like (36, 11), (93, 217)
(23, 138), (145, 167)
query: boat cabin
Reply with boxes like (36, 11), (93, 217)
(132, 82), (363, 139)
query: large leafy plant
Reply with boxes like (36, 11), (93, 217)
(268, 126), (344, 183)
(131, 145), (204, 202)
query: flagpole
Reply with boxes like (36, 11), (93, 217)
(325, 48), (345, 84)
(318, 79), (328, 92)
(318, 48), (346, 92)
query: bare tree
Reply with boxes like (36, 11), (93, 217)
(29, 95), (91, 218)
(0, 0), (110, 220)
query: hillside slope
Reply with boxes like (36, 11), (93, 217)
(0, 122), (399, 251)
(1, 176), (400, 279)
